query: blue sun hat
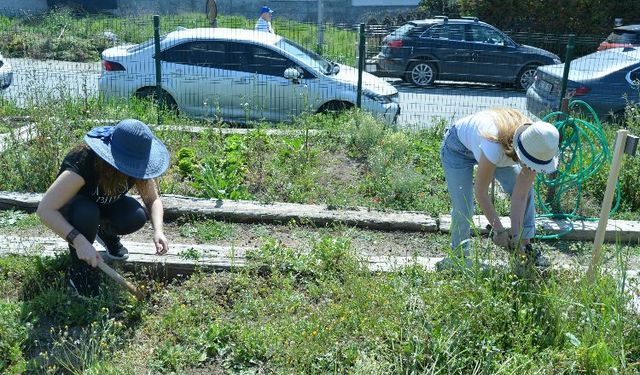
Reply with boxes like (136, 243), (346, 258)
(84, 119), (170, 179)
(260, 6), (273, 14)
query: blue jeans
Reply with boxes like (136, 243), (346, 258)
(440, 126), (535, 254)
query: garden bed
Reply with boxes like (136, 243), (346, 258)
(2, 99), (640, 373)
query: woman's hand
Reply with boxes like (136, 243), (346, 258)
(154, 231), (169, 255)
(74, 236), (103, 267)
(492, 228), (512, 248)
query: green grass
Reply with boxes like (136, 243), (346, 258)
(178, 218), (234, 243)
(0, 210), (41, 229)
(0, 9), (357, 64)
(0, 97), (456, 216)
(4, 96), (640, 219)
(1, 239), (638, 374)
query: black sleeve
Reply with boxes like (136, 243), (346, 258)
(58, 146), (94, 182)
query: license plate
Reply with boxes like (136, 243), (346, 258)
(365, 62), (377, 73)
(538, 80), (552, 92)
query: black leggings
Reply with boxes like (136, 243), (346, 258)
(62, 195), (147, 295)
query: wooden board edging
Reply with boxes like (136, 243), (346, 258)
(3, 191), (640, 242)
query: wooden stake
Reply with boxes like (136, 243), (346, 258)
(97, 261), (144, 300)
(587, 129), (628, 281)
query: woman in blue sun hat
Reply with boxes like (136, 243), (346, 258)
(37, 119), (170, 297)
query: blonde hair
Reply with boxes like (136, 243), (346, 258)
(482, 108), (531, 162)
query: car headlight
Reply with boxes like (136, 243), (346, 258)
(364, 90), (394, 104)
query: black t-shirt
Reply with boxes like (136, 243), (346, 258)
(58, 146), (134, 205)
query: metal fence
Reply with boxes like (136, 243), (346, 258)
(1, 12), (638, 129)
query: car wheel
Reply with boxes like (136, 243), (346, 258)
(136, 88), (178, 112)
(516, 65), (538, 90)
(406, 61), (436, 87)
(607, 110), (626, 125)
(319, 100), (353, 115)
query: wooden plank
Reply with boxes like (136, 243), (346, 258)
(160, 195), (438, 231)
(157, 125), (321, 136)
(0, 191), (41, 211)
(0, 192), (438, 232)
(0, 235), (439, 273)
(438, 214), (640, 243)
(3, 191), (640, 241)
(0, 235), (251, 277)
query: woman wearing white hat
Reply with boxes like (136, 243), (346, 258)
(438, 108), (559, 270)
(37, 119), (171, 297)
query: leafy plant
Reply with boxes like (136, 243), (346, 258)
(176, 147), (197, 177)
(191, 134), (252, 200)
(0, 302), (28, 374)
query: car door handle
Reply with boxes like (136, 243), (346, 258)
(233, 77), (251, 84)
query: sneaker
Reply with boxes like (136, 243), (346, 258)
(524, 244), (551, 269)
(97, 225), (129, 260)
(435, 256), (474, 272)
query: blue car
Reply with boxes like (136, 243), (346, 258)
(527, 47), (640, 122)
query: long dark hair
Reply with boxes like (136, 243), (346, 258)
(74, 144), (136, 195)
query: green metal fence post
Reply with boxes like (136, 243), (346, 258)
(558, 34), (575, 112)
(356, 23), (365, 109)
(153, 15), (162, 125)
(316, 0), (324, 55)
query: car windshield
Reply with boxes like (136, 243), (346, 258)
(276, 39), (332, 74)
(606, 30), (640, 44)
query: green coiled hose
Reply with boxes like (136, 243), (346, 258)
(534, 99), (620, 239)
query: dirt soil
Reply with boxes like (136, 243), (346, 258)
(7, 218), (640, 271)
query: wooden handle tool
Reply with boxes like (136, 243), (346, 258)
(97, 261), (144, 300)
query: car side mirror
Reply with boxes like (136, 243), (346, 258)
(284, 67), (302, 82)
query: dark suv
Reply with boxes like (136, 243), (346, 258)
(370, 17), (561, 89)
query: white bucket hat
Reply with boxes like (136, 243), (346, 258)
(513, 121), (559, 174)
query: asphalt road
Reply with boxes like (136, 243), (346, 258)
(2, 58), (529, 129)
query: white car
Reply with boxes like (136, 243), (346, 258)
(98, 28), (400, 124)
(0, 52), (12, 90)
